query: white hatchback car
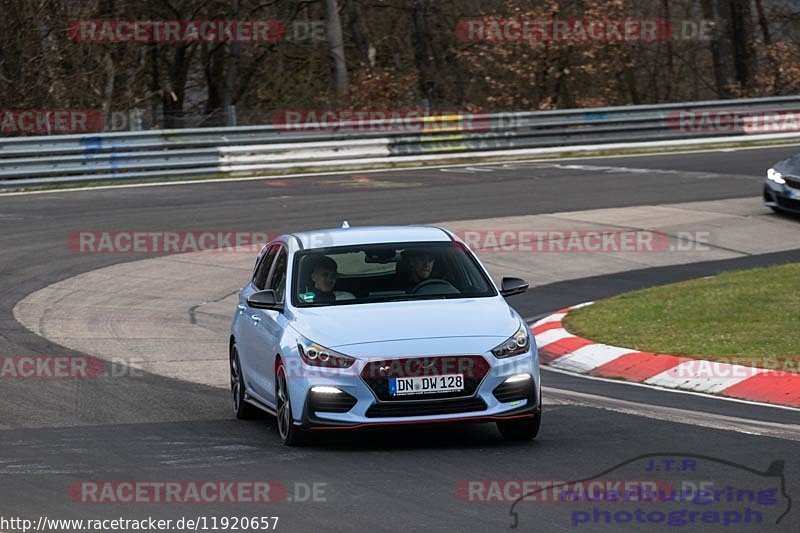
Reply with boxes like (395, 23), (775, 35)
(229, 225), (540, 445)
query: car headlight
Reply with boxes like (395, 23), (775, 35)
(767, 168), (786, 184)
(491, 323), (530, 358)
(297, 337), (355, 368)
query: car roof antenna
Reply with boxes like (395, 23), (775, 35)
(341, 221), (350, 229)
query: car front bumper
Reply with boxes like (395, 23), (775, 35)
(286, 350), (541, 430)
(764, 180), (800, 213)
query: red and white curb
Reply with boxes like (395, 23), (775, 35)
(531, 302), (800, 408)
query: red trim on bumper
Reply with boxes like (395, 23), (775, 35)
(306, 411), (537, 431)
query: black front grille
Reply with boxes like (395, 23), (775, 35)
(308, 391), (357, 413)
(493, 379), (533, 403)
(784, 176), (800, 190)
(360, 356), (490, 402)
(777, 196), (800, 212)
(365, 397), (487, 418)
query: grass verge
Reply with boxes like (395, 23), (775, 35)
(564, 263), (800, 370)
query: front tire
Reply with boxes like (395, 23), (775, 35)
(276, 363), (306, 446)
(497, 410), (541, 441)
(230, 344), (258, 419)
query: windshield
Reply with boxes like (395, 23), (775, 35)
(291, 242), (496, 307)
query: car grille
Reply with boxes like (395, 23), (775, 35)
(777, 196), (800, 212)
(360, 355), (490, 401)
(492, 379), (533, 403)
(785, 176), (800, 190)
(365, 397), (487, 418)
(308, 391), (358, 413)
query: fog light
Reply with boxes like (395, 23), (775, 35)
(311, 385), (343, 394)
(505, 374), (532, 383)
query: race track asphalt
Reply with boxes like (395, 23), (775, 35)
(1, 145), (799, 532)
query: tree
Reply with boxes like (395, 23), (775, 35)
(325, 0), (349, 99)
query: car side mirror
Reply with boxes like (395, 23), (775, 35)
(247, 289), (282, 310)
(500, 277), (529, 297)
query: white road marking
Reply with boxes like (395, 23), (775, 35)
(533, 327), (574, 347)
(542, 365), (800, 413)
(645, 361), (766, 393)
(544, 386), (800, 441)
(532, 312), (566, 328)
(550, 344), (637, 373)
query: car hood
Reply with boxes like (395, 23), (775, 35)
(289, 297), (519, 349)
(773, 156), (800, 176)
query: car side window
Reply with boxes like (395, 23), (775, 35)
(253, 245), (278, 290)
(267, 248), (288, 304)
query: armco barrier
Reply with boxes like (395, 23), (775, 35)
(2, 96), (800, 186)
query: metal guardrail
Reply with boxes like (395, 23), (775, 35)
(2, 96), (800, 186)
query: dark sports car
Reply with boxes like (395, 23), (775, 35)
(764, 154), (800, 214)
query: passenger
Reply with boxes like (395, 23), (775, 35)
(307, 256), (338, 304)
(397, 249), (436, 292)
(303, 255), (355, 304)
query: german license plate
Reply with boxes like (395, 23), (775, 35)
(389, 374), (464, 396)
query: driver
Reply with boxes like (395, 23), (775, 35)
(398, 249), (436, 292)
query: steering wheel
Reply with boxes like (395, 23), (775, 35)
(410, 278), (460, 295)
